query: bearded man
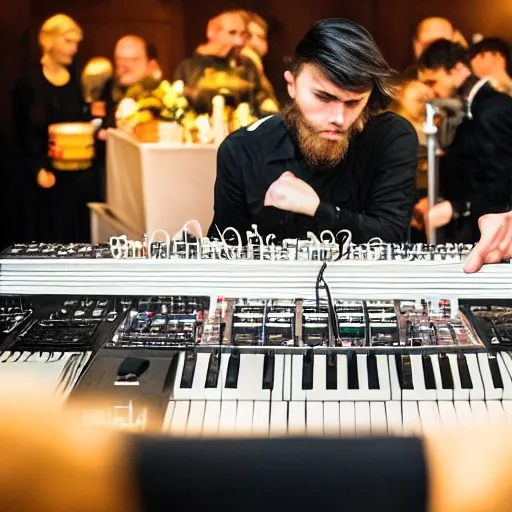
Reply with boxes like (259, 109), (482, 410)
(208, 18), (417, 243)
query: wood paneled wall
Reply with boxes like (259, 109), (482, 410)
(0, 0), (31, 123)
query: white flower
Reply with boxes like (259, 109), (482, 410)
(116, 98), (139, 120)
(172, 80), (185, 95)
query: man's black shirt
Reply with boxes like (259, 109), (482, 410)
(208, 112), (418, 243)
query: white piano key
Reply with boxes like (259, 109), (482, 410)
(486, 400), (506, 422)
(437, 401), (458, 427)
(306, 402), (324, 436)
(499, 352), (512, 379)
(465, 353), (485, 401)
(477, 353), (503, 400)
(501, 400), (512, 420)
(218, 401), (237, 437)
(307, 354), (328, 401)
(201, 400), (221, 437)
(339, 402), (355, 435)
(375, 354), (392, 401)
(446, 353), (470, 401)
(497, 354), (512, 400)
(401, 401), (422, 435)
(169, 401), (190, 436)
(454, 401), (473, 426)
(356, 355), (369, 391)
(186, 401), (206, 437)
(0, 351), (11, 363)
(288, 401), (306, 435)
(162, 401), (176, 431)
(385, 401), (403, 435)
(252, 401), (270, 437)
(272, 354), (291, 401)
(323, 402), (340, 436)
(470, 400), (488, 424)
(370, 402), (387, 435)
(291, 354), (307, 401)
(283, 354), (292, 401)
(355, 402), (371, 436)
(402, 355), (437, 401)
(430, 355), (453, 401)
(222, 354), (271, 401)
(235, 401), (254, 436)
(269, 401), (288, 437)
(418, 401), (440, 433)
(388, 355), (402, 401)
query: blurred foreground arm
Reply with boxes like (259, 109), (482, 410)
(1, 385), (512, 511)
(0, 385), (137, 512)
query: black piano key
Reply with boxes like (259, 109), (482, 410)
(225, 350), (241, 388)
(205, 349), (221, 388)
(439, 353), (454, 389)
(457, 353), (473, 389)
(422, 354), (436, 390)
(395, 353), (405, 389)
(326, 352), (337, 390)
(487, 355), (504, 389)
(262, 351), (275, 390)
(179, 350), (197, 388)
(302, 350), (314, 390)
(347, 352), (359, 390)
(367, 353), (380, 389)
(401, 354), (414, 390)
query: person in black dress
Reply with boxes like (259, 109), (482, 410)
(12, 13), (93, 243)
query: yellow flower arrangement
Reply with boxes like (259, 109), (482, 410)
(116, 78), (192, 128)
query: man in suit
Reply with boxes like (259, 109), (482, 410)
(418, 39), (512, 243)
(469, 38), (512, 96)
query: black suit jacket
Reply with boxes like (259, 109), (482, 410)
(440, 82), (512, 243)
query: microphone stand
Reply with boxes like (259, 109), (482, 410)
(424, 103), (438, 245)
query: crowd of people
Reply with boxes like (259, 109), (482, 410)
(6, 11), (512, 250)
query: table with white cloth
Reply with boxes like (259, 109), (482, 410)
(89, 128), (217, 242)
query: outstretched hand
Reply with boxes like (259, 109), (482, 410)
(464, 212), (512, 273)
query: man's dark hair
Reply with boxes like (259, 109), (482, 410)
(417, 39), (469, 71)
(290, 18), (397, 113)
(469, 37), (511, 68)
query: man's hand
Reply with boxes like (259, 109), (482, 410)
(411, 197), (429, 231)
(37, 168), (56, 189)
(463, 211), (512, 273)
(264, 171), (320, 216)
(428, 200), (453, 229)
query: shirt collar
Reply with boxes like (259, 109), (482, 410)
(467, 77), (490, 111)
(262, 115), (297, 163)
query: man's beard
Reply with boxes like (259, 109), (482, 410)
(281, 101), (368, 169)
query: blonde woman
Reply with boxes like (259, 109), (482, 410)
(13, 13), (93, 243)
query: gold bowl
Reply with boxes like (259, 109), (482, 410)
(48, 122), (95, 171)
